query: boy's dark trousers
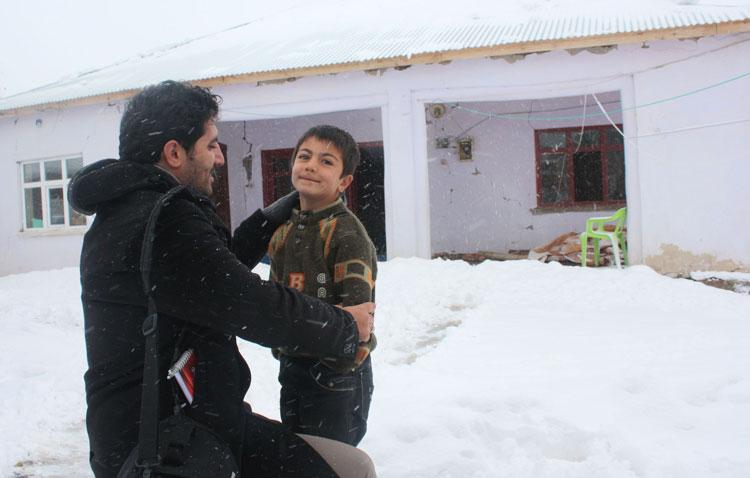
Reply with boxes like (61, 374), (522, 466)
(278, 355), (374, 446)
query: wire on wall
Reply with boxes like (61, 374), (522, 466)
(447, 69), (750, 124)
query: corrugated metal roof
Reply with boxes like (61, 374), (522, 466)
(2, 5), (749, 113)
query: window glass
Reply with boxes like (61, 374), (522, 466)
(607, 151), (626, 201)
(607, 127), (624, 146)
(539, 131), (566, 150)
(66, 157), (83, 178)
(573, 151), (603, 201)
(44, 160), (63, 181)
(272, 159), (291, 174)
(540, 153), (568, 204)
(24, 188), (43, 228)
(48, 187), (65, 225)
(21, 158), (87, 230)
(23, 163), (40, 183)
(69, 203), (87, 226)
(273, 175), (293, 199)
(536, 125), (625, 208)
(571, 130), (600, 148)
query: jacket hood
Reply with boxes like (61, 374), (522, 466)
(68, 159), (179, 215)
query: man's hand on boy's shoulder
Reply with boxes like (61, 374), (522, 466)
(261, 190), (299, 227)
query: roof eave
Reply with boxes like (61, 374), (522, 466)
(4, 19), (750, 118)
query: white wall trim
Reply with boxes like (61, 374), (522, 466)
(219, 92), (389, 122)
(379, 104), (396, 260)
(411, 90), (432, 258)
(620, 74), (642, 264)
(19, 227), (87, 238)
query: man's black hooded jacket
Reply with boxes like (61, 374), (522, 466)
(70, 158), (359, 476)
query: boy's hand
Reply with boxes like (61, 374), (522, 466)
(342, 302), (375, 342)
(261, 190), (299, 227)
(355, 334), (377, 362)
(321, 333), (377, 372)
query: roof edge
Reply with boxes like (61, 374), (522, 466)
(3, 19), (750, 117)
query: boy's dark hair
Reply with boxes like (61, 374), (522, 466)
(119, 80), (221, 164)
(292, 125), (361, 176)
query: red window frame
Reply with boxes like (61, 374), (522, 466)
(534, 124), (626, 209)
(260, 148), (295, 207)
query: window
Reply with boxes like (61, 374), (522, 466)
(20, 156), (86, 230)
(260, 148), (294, 207)
(535, 125), (625, 208)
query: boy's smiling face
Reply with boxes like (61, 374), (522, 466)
(292, 136), (353, 211)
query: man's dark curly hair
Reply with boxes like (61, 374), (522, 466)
(291, 125), (361, 177)
(119, 80), (221, 164)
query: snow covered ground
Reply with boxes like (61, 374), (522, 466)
(1, 259), (749, 477)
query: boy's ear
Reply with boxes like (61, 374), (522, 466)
(337, 174), (354, 193)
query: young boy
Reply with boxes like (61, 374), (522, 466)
(267, 125), (377, 446)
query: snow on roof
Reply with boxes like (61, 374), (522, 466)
(2, 2), (749, 114)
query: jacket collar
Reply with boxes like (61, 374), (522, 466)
(68, 158), (215, 215)
(292, 198), (345, 224)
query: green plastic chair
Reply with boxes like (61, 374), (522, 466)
(580, 207), (628, 268)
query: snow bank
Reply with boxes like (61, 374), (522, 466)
(2, 259), (749, 477)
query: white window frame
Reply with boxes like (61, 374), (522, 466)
(19, 155), (87, 232)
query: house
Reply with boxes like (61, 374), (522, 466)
(1, 3), (749, 276)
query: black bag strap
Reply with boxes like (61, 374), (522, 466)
(137, 185), (186, 474)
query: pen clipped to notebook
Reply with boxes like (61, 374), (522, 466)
(167, 349), (196, 404)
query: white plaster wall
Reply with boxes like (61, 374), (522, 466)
(631, 37), (750, 273)
(427, 93), (622, 254)
(217, 108), (383, 229)
(209, 34), (750, 264)
(0, 103), (122, 275)
(3, 32), (748, 273)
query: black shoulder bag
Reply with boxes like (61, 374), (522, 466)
(118, 186), (240, 478)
